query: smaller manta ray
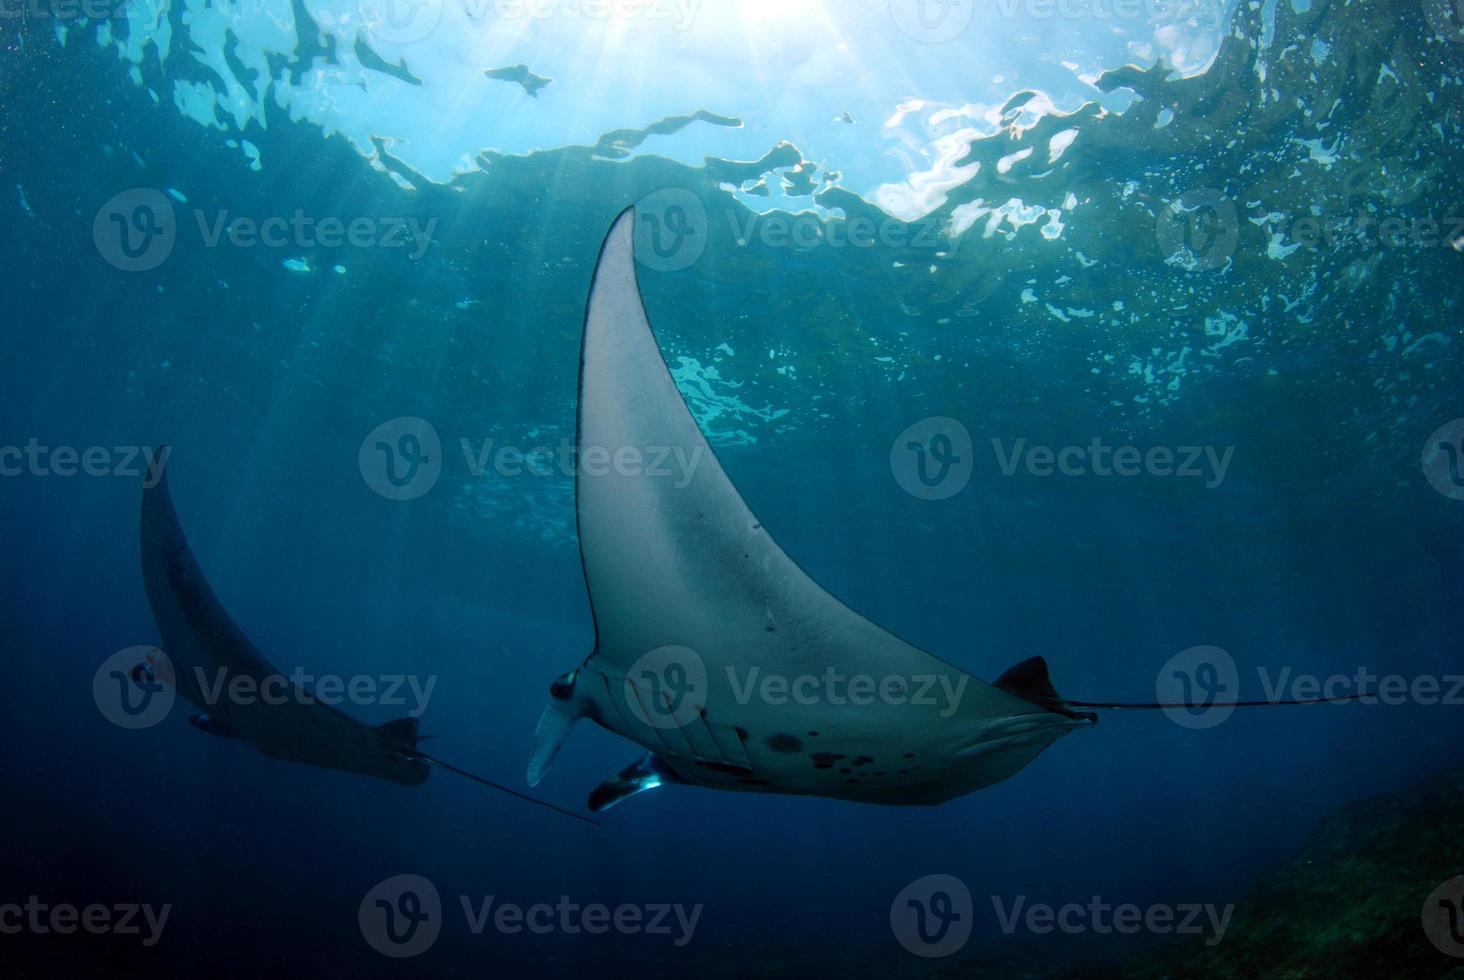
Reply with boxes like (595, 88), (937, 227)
(529, 209), (1369, 814)
(484, 64), (553, 97)
(135, 463), (598, 825)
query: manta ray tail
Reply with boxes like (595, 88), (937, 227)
(413, 751), (602, 827)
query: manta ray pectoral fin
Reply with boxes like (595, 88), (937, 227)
(588, 755), (681, 813)
(995, 656), (1098, 723)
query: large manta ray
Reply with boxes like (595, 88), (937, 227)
(530, 209), (1362, 814)
(530, 209), (1099, 813)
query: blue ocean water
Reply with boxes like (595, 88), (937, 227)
(3, 1), (1464, 976)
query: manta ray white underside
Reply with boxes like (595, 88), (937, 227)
(529, 208), (1097, 812)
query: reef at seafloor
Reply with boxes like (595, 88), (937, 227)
(1059, 764), (1464, 979)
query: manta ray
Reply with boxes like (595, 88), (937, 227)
(530, 209), (1361, 814)
(134, 464), (598, 825)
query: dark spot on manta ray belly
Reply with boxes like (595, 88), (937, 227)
(766, 734), (802, 752)
(852, 756), (874, 767)
(810, 752), (844, 769)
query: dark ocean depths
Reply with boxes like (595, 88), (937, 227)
(3, 1), (1464, 977)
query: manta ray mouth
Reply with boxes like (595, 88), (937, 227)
(954, 712), (1095, 759)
